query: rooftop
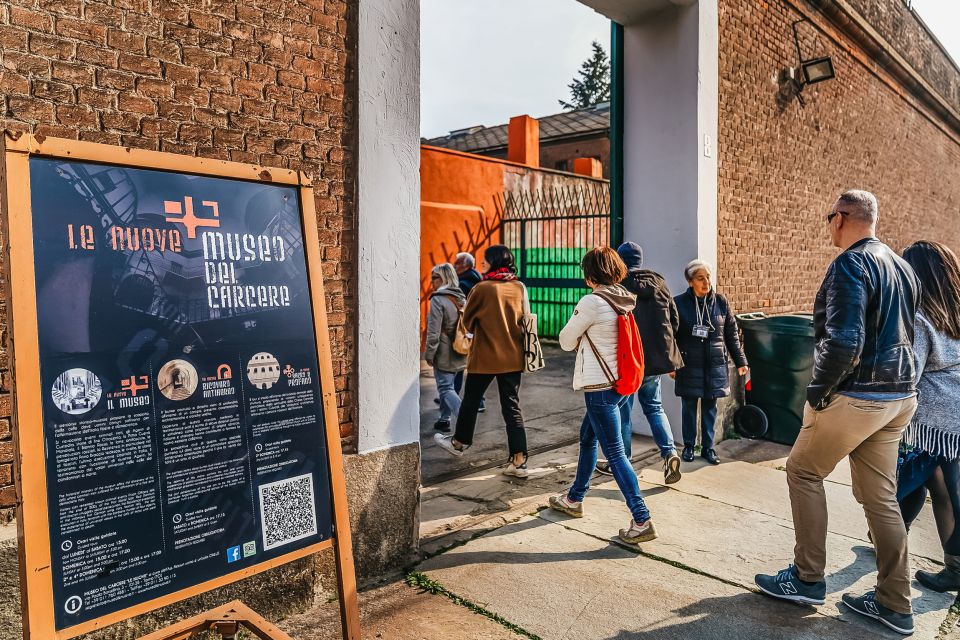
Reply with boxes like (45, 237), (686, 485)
(423, 103), (610, 153)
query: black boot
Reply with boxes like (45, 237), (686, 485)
(916, 554), (960, 592)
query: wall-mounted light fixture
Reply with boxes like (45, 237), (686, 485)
(786, 18), (836, 106)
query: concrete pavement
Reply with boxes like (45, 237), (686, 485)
(415, 437), (958, 639)
(284, 438), (959, 640)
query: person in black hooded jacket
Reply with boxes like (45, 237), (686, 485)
(613, 242), (685, 484)
(673, 259), (748, 466)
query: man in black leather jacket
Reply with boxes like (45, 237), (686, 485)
(756, 190), (921, 636)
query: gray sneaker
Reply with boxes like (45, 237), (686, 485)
(841, 591), (913, 635)
(433, 433), (467, 457)
(754, 565), (826, 605)
(663, 453), (682, 484)
(619, 519), (657, 544)
(549, 494), (583, 518)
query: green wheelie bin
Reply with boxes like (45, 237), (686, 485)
(736, 313), (816, 445)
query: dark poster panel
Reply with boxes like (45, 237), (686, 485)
(29, 158), (333, 630)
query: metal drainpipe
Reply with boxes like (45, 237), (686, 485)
(609, 21), (625, 248)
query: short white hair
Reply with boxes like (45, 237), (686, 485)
(684, 259), (714, 282)
(455, 252), (475, 268)
(837, 189), (878, 224)
(431, 263), (459, 289)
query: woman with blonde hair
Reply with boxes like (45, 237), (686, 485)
(425, 262), (467, 433)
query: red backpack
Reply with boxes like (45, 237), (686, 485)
(587, 292), (645, 396)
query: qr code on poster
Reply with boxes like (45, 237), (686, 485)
(258, 473), (319, 551)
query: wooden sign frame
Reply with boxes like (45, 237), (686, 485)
(0, 132), (360, 640)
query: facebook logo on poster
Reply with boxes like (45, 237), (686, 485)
(226, 546), (242, 563)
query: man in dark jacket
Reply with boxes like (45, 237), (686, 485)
(755, 190), (921, 636)
(455, 252), (482, 298)
(606, 242), (685, 484)
(452, 252), (484, 408)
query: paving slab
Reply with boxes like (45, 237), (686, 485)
(420, 438), (659, 542)
(419, 516), (887, 640)
(539, 475), (953, 638)
(718, 438), (854, 486)
(279, 579), (522, 639)
(638, 458), (944, 562)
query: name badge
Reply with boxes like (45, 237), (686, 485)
(693, 324), (710, 338)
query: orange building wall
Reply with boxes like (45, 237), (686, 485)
(419, 145), (507, 341)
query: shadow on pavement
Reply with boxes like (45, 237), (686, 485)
(421, 516), (633, 571)
(600, 591), (897, 640)
(824, 544), (877, 594)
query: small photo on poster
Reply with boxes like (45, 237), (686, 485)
(157, 359), (199, 401)
(51, 368), (102, 415)
(247, 352), (281, 390)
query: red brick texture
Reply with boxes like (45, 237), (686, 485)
(0, 0), (358, 514)
(717, 0), (960, 316)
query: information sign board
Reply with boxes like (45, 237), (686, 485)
(0, 134), (360, 640)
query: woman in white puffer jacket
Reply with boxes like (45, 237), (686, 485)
(549, 247), (657, 545)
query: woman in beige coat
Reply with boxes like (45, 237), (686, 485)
(434, 245), (530, 478)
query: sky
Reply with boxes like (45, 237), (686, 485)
(419, 0), (609, 139)
(420, 0), (960, 140)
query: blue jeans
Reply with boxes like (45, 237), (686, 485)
(569, 389), (651, 523)
(628, 375), (676, 459)
(681, 396), (717, 450)
(897, 450), (960, 555)
(434, 368), (461, 421)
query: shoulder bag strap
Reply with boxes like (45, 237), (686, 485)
(583, 331), (617, 385)
(520, 282), (531, 316)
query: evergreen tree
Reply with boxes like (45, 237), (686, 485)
(559, 41), (611, 110)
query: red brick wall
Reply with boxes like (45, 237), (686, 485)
(717, 0), (960, 316)
(539, 136), (610, 178)
(0, 0), (357, 518)
(472, 135), (611, 178)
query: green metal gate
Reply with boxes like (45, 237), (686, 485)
(500, 183), (611, 338)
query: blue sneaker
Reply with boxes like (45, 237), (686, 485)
(841, 591), (914, 635)
(754, 565), (826, 605)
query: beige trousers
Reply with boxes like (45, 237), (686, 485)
(787, 394), (918, 614)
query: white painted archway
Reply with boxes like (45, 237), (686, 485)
(580, 0), (720, 433)
(354, 0), (718, 452)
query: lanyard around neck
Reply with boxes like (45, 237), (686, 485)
(694, 294), (714, 329)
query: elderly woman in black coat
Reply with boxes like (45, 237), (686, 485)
(672, 259), (748, 466)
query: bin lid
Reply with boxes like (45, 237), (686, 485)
(738, 313), (815, 337)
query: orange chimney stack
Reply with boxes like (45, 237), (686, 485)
(573, 157), (602, 178)
(507, 115), (539, 167)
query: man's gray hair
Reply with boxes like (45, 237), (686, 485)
(455, 252), (475, 268)
(837, 189), (878, 224)
(432, 262), (459, 289)
(684, 259), (714, 282)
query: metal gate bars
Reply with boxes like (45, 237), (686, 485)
(499, 183), (611, 338)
